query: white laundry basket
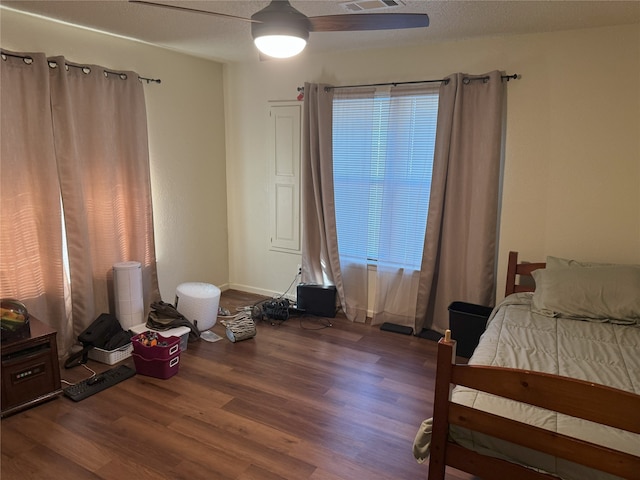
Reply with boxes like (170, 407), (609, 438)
(175, 282), (220, 332)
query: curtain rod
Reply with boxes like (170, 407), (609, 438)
(327, 73), (519, 91)
(1, 50), (161, 84)
(298, 74), (519, 93)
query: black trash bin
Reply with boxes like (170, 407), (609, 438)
(448, 302), (493, 359)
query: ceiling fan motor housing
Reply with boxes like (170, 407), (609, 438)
(251, 0), (311, 42)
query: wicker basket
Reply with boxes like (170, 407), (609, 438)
(87, 342), (133, 365)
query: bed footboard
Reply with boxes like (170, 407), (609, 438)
(428, 332), (640, 480)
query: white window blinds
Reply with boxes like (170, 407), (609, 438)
(332, 85), (439, 270)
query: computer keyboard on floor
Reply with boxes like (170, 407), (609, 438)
(63, 364), (136, 402)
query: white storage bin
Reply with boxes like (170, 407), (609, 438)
(88, 342), (133, 365)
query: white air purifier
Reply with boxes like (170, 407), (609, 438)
(113, 261), (144, 330)
(175, 282), (220, 332)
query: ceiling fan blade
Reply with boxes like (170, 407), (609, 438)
(129, 0), (257, 23)
(308, 13), (429, 32)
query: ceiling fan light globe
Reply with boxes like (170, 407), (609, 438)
(254, 35), (307, 58)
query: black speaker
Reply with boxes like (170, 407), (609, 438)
(296, 284), (337, 318)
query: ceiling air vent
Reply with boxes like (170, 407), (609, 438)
(340, 0), (406, 12)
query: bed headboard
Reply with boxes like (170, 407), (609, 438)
(504, 251), (546, 297)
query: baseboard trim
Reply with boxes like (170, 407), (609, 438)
(227, 283), (296, 302)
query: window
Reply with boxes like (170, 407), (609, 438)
(332, 86), (439, 270)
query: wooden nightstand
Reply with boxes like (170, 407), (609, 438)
(1, 316), (62, 418)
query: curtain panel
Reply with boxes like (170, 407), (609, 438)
(416, 71), (505, 334)
(49, 57), (161, 340)
(300, 83), (369, 322)
(0, 51), (161, 356)
(0, 52), (70, 348)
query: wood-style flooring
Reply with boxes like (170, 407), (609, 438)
(1, 290), (476, 480)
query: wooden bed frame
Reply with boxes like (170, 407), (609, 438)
(427, 251), (640, 480)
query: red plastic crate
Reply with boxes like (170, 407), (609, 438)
(132, 352), (180, 379)
(131, 331), (180, 359)
(131, 331), (181, 379)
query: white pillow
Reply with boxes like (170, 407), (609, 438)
(546, 255), (621, 269)
(531, 266), (640, 324)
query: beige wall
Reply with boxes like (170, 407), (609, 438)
(1, 9), (229, 302)
(224, 23), (640, 304)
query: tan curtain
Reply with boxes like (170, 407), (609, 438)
(0, 52), (71, 353)
(0, 50), (161, 355)
(49, 57), (161, 339)
(300, 83), (368, 322)
(416, 71), (505, 334)
(300, 83), (335, 286)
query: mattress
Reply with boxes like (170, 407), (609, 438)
(415, 292), (640, 480)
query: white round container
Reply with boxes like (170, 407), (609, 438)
(175, 282), (220, 332)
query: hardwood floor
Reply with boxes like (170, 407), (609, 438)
(1, 290), (476, 480)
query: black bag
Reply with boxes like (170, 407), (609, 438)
(146, 301), (200, 342)
(64, 313), (132, 368)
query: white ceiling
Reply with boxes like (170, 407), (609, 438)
(2, 0), (639, 63)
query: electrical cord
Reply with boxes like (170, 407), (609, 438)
(277, 271), (300, 299)
(61, 363), (97, 386)
(253, 297), (291, 322)
(299, 317), (332, 330)
(240, 270), (301, 324)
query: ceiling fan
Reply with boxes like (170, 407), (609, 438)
(129, 0), (429, 59)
